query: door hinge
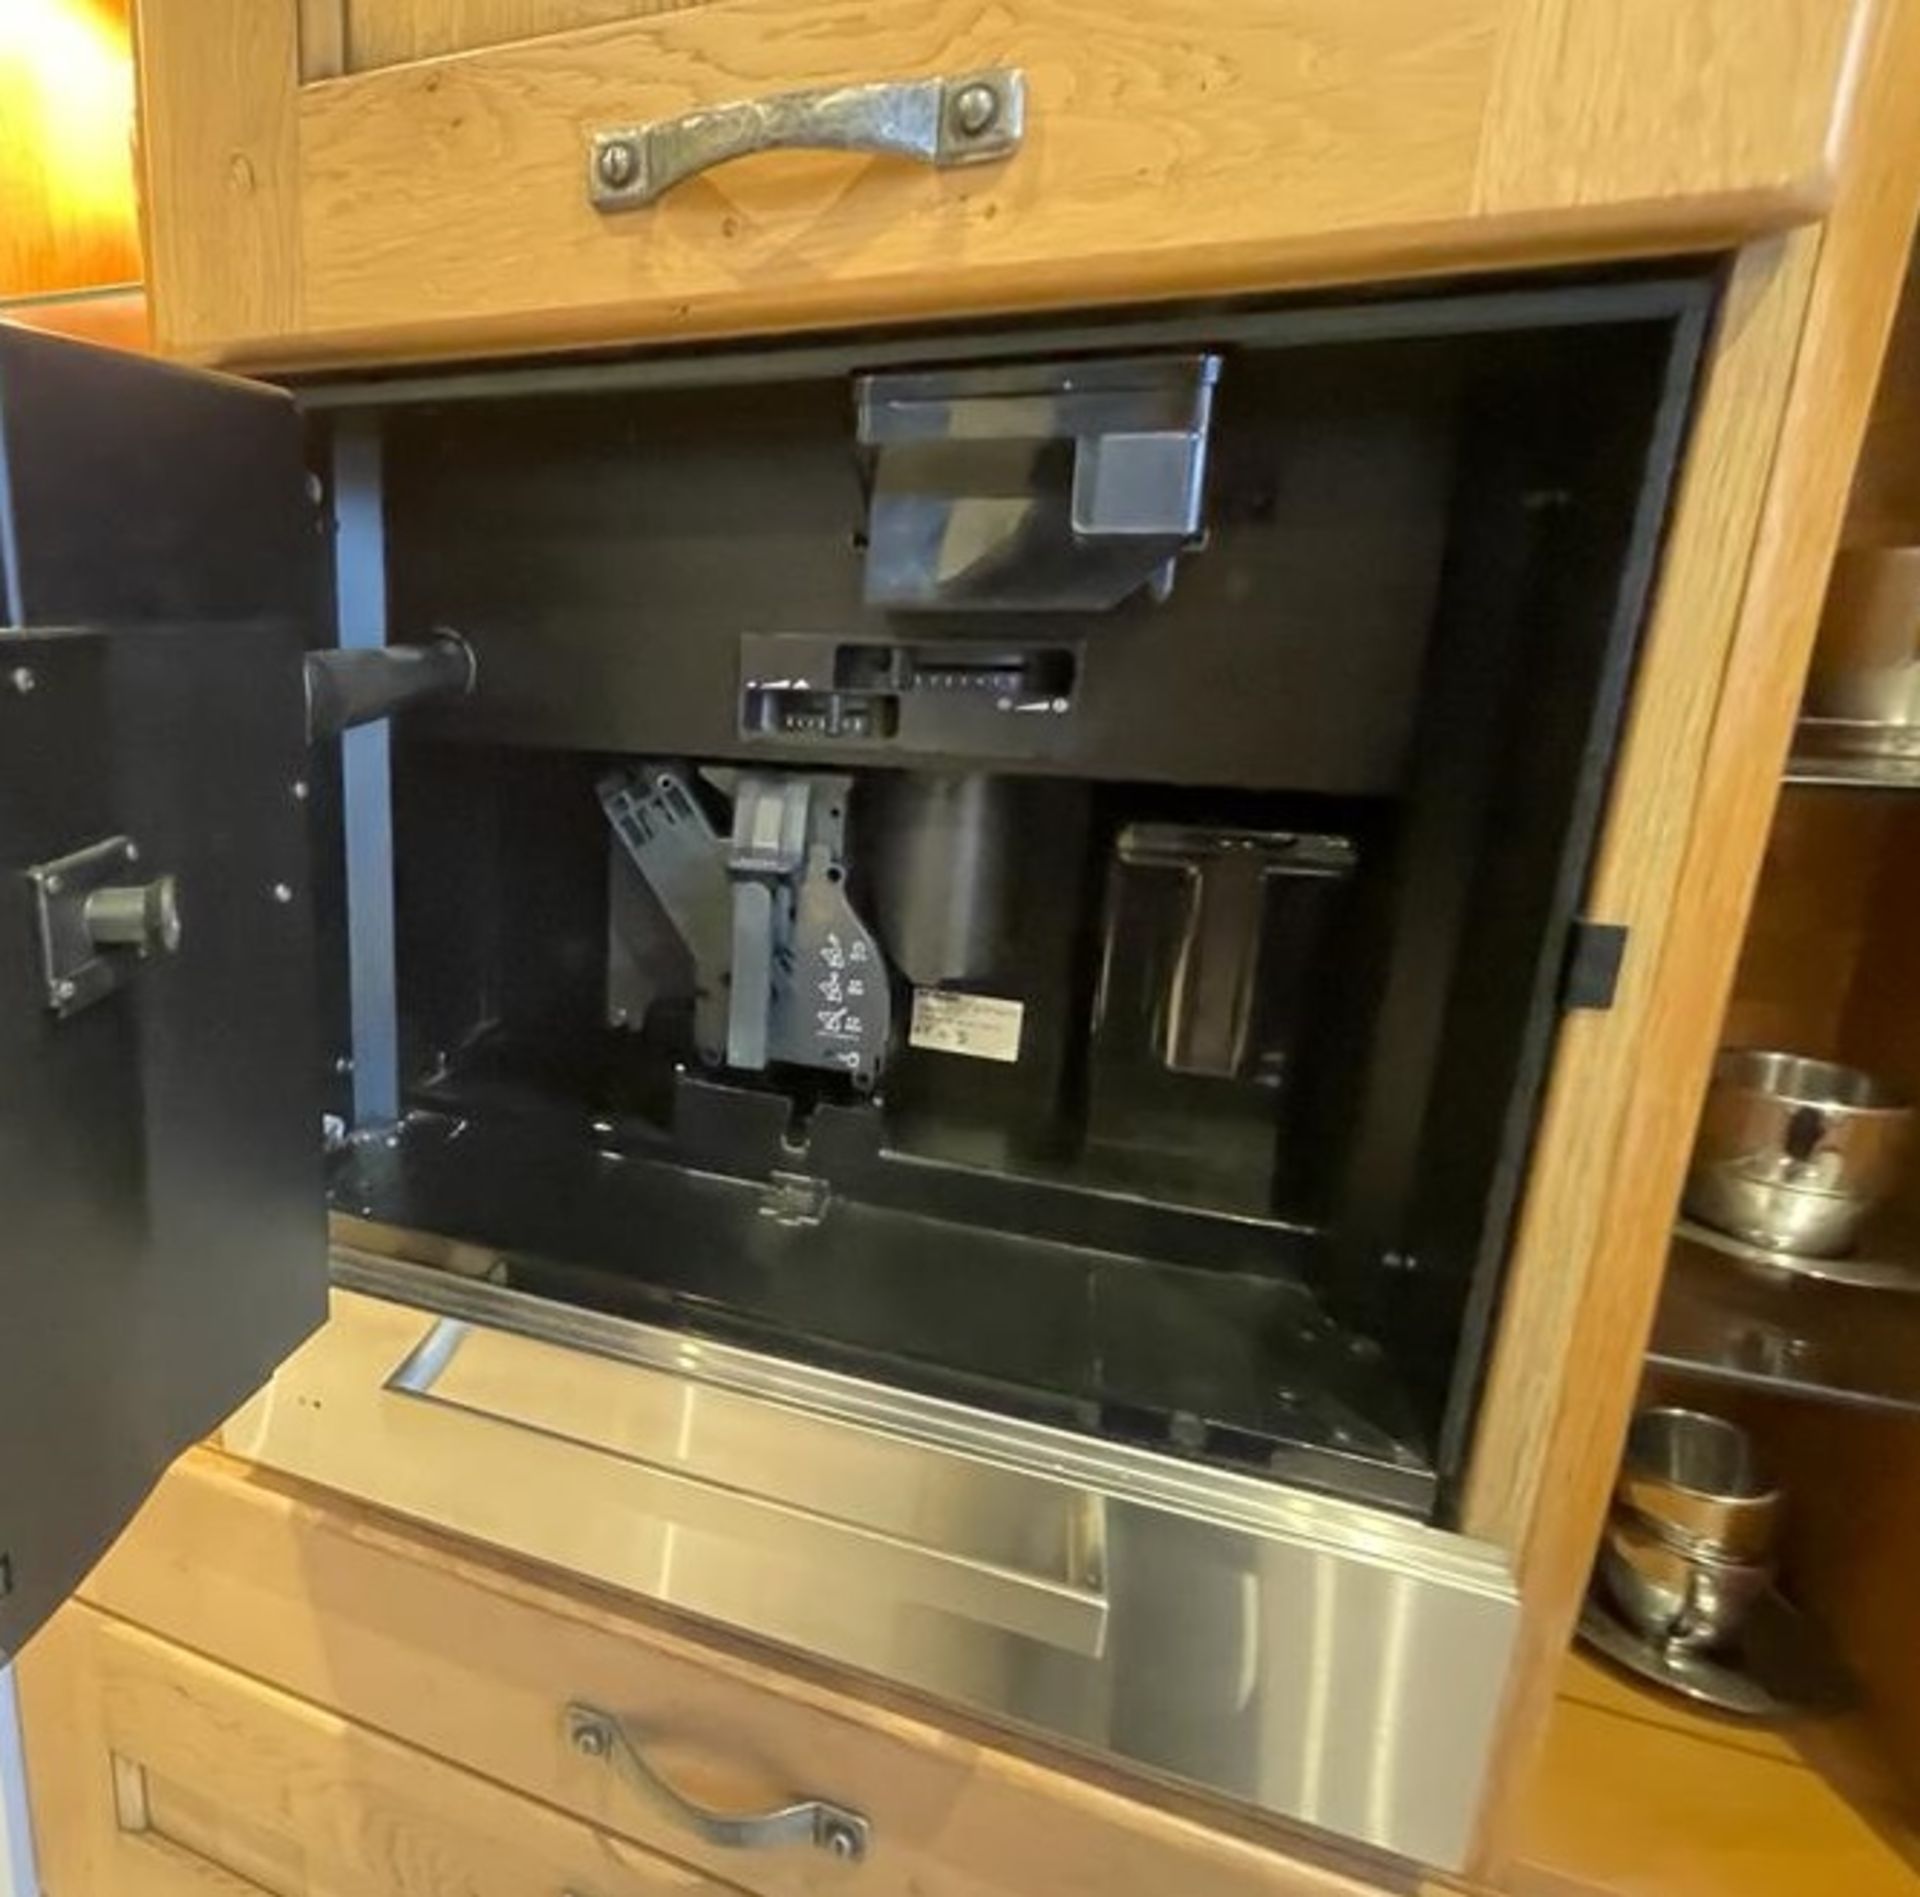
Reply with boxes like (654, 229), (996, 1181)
(1560, 919), (1628, 1013)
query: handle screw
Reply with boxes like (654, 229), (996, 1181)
(950, 82), (999, 139)
(271, 882), (294, 905)
(596, 139), (639, 190)
(820, 1818), (864, 1861)
(571, 1719), (611, 1759)
(6, 666), (35, 696)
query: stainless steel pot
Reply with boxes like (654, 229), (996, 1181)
(1599, 1513), (1771, 1653)
(1683, 1050), (1912, 1257)
(1616, 1407), (1780, 1563)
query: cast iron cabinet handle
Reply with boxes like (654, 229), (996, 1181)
(588, 69), (1025, 210)
(564, 1701), (871, 1861)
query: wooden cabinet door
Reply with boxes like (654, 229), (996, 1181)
(135, 0), (1865, 372)
(17, 1603), (734, 1897)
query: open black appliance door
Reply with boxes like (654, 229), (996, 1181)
(0, 327), (327, 1654)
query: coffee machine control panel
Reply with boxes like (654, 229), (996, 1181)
(739, 634), (1078, 761)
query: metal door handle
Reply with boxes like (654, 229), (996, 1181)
(565, 1702), (870, 1862)
(381, 1314), (1111, 1659)
(589, 69), (1025, 210)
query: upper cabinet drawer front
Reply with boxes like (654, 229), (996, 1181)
(293, 0), (1486, 336)
(317, 1), (694, 76)
(138, 0), (1863, 368)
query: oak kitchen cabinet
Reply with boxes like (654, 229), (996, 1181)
(19, 1587), (738, 1897)
(134, 0), (1863, 369)
(5, 2), (1920, 1895)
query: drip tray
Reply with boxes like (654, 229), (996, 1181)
(329, 1110), (1436, 1516)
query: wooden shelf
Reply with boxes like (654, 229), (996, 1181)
(1511, 1653), (1920, 1897)
(1784, 755), (1920, 791)
(1785, 720), (1920, 791)
(1659, 786), (1920, 1419)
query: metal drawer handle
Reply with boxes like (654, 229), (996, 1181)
(565, 1702), (870, 1862)
(589, 68), (1025, 210)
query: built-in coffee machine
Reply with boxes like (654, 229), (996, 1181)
(0, 277), (1712, 1867)
(317, 278), (1710, 1518)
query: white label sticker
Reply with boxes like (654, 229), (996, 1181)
(909, 990), (1025, 1064)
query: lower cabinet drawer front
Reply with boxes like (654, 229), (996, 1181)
(72, 1453), (1378, 1897)
(17, 1603), (731, 1897)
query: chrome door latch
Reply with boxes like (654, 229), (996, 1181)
(27, 834), (182, 1017)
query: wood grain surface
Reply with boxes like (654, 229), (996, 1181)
(18, 1603), (735, 1897)
(0, 286), (150, 350)
(290, 0), (1495, 345)
(133, 0), (1863, 368)
(1475, 0), (1862, 219)
(0, 0), (140, 297)
(295, 0), (348, 80)
(299, 0), (700, 81)
(1719, 791), (1896, 1056)
(342, 0), (700, 75)
(1511, 1656), (1920, 1897)
(1752, 1405), (1920, 1813)
(1463, 0), (1920, 1871)
(1844, 246), (1920, 545)
(134, 0), (302, 349)
(1773, 792), (1920, 1798)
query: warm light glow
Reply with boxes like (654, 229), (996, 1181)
(0, 0), (140, 297)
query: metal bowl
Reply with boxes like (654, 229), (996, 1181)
(1683, 1050), (1912, 1256)
(1616, 1407), (1780, 1563)
(1599, 1512), (1771, 1653)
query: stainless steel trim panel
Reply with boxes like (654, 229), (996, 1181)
(384, 1307), (1110, 1655)
(234, 1249), (1518, 1870)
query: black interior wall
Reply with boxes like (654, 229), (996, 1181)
(382, 344), (1459, 793)
(1422, 319), (1708, 1491)
(390, 742), (608, 1087)
(1309, 317), (1709, 1502)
